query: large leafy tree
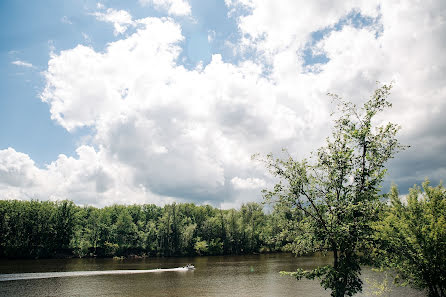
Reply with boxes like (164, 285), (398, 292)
(260, 83), (405, 296)
(375, 181), (446, 297)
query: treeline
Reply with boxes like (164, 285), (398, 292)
(0, 200), (291, 259)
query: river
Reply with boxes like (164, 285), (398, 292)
(0, 253), (424, 297)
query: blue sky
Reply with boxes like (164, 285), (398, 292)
(1, 0), (445, 207)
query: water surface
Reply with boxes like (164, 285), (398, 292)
(0, 254), (424, 297)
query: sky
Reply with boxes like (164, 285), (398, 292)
(0, 0), (445, 208)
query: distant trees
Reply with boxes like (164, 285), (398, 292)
(260, 84), (405, 297)
(54, 200), (76, 250)
(0, 199), (282, 259)
(0, 200), (77, 258)
(374, 180), (446, 297)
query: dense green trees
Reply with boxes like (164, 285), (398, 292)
(0, 200), (280, 259)
(0, 200), (77, 258)
(374, 180), (446, 297)
(260, 84), (405, 297)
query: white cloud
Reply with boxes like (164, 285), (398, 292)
(139, 0), (191, 16)
(37, 14), (322, 205)
(2, 1), (445, 207)
(0, 148), (40, 188)
(225, 0), (446, 192)
(41, 17), (184, 131)
(12, 60), (34, 68)
(231, 177), (266, 189)
(0, 147), (173, 207)
(226, 0), (380, 59)
(93, 8), (135, 35)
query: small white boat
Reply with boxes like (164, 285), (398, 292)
(184, 264), (195, 270)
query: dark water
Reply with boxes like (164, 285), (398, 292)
(0, 254), (424, 297)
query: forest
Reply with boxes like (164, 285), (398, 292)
(0, 200), (292, 258)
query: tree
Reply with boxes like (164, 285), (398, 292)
(374, 180), (446, 297)
(226, 209), (241, 254)
(259, 83), (405, 297)
(53, 200), (77, 251)
(263, 200), (303, 253)
(115, 209), (138, 252)
(240, 202), (265, 252)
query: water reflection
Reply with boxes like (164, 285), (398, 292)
(0, 254), (424, 297)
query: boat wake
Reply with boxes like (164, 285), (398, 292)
(0, 267), (192, 282)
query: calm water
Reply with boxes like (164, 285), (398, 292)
(0, 254), (424, 297)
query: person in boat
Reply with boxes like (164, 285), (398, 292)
(185, 264), (195, 270)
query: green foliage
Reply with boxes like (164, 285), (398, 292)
(259, 83), (405, 297)
(73, 238), (91, 258)
(0, 200), (281, 258)
(54, 200), (76, 250)
(194, 238), (209, 255)
(115, 209), (138, 250)
(374, 180), (446, 297)
(0, 199), (77, 258)
(104, 241), (119, 256)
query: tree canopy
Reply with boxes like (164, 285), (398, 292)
(260, 83), (405, 297)
(0, 200), (287, 258)
(374, 180), (446, 297)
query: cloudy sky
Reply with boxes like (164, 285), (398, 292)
(1, 0), (445, 207)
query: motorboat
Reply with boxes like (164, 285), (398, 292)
(184, 264), (195, 270)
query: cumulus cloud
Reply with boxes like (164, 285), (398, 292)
(227, 1), (380, 60)
(139, 0), (191, 16)
(225, 0), (446, 192)
(0, 146), (173, 207)
(37, 14), (322, 205)
(0, 148), (40, 188)
(41, 17), (184, 131)
(2, 0), (445, 207)
(11, 60), (34, 68)
(93, 8), (135, 35)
